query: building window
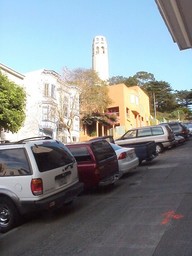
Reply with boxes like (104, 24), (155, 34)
(126, 107), (130, 118)
(101, 46), (105, 54)
(50, 107), (56, 122)
(51, 84), (56, 99)
(108, 107), (119, 116)
(130, 95), (135, 104)
(42, 106), (56, 122)
(44, 83), (49, 97)
(130, 95), (139, 105)
(96, 46), (99, 54)
(42, 106), (48, 120)
(135, 96), (139, 105)
(63, 96), (69, 117)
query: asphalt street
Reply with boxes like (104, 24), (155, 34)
(1, 138), (192, 256)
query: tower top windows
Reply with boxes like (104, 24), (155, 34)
(92, 35), (109, 81)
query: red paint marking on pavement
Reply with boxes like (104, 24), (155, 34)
(161, 210), (184, 225)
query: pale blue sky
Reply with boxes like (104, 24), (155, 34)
(1, 0), (192, 91)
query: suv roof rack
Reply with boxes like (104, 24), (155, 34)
(15, 136), (52, 144)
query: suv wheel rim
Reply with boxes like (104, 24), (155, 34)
(156, 145), (162, 153)
(0, 206), (10, 227)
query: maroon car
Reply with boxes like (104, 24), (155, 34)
(66, 139), (119, 189)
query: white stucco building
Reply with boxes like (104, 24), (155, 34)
(0, 64), (80, 143)
(0, 63), (25, 86)
(92, 35), (109, 81)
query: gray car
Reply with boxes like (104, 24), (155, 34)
(115, 124), (175, 153)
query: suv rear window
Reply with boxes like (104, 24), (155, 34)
(32, 142), (75, 172)
(91, 140), (115, 161)
(0, 148), (31, 176)
(169, 123), (180, 131)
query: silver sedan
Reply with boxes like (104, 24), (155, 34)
(110, 143), (139, 176)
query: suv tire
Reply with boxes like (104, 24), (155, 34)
(0, 197), (20, 233)
(156, 143), (164, 154)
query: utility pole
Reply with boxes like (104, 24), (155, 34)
(153, 92), (157, 123)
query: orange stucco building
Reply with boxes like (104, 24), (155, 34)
(107, 84), (151, 138)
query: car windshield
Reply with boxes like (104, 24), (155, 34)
(122, 130), (137, 139)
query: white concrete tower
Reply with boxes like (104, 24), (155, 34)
(92, 35), (109, 81)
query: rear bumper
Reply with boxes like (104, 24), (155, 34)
(146, 152), (158, 161)
(162, 140), (175, 148)
(120, 158), (139, 174)
(19, 182), (84, 214)
(99, 173), (120, 186)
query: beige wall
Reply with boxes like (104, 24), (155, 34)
(107, 83), (151, 137)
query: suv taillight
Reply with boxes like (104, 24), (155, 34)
(31, 178), (43, 195)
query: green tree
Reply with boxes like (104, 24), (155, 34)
(0, 72), (26, 139)
(124, 71), (155, 87)
(143, 81), (177, 113)
(108, 76), (127, 85)
(133, 71), (155, 86)
(124, 76), (138, 87)
(168, 107), (191, 121)
(175, 90), (192, 107)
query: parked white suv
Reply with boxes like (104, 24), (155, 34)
(0, 137), (83, 233)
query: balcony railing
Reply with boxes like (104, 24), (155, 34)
(40, 120), (57, 130)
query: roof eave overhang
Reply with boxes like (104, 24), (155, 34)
(155, 0), (192, 50)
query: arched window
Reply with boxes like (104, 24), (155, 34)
(101, 46), (105, 54)
(96, 46), (99, 54)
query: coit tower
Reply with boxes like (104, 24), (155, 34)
(92, 35), (109, 81)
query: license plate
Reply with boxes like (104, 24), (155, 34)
(129, 153), (133, 159)
(58, 176), (67, 186)
(56, 170), (71, 186)
(49, 201), (56, 207)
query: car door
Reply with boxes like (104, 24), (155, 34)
(91, 140), (119, 181)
